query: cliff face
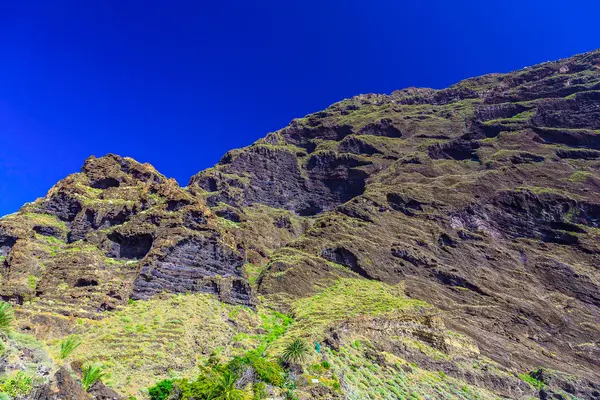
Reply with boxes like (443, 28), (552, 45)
(1, 49), (600, 399)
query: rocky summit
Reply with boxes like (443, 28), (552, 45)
(1, 50), (600, 400)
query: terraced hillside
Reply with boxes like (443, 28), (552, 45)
(1, 49), (599, 399)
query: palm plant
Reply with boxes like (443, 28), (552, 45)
(0, 302), (14, 335)
(280, 339), (309, 364)
(81, 364), (105, 391)
(60, 335), (82, 359)
(207, 371), (245, 400)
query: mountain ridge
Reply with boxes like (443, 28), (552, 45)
(1, 49), (600, 399)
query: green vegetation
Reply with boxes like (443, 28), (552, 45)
(280, 339), (309, 364)
(509, 110), (535, 120)
(150, 362), (260, 400)
(0, 302), (14, 335)
(239, 352), (285, 387)
(0, 372), (33, 398)
(569, 171), (595, 183)
(73, 293), (269, 396)
(280, 279), (430, 343)
(59, 335), (82, 359)
(208, 370), (245, 400)
(519, 372), (545, 390)
(27, 275), (37, 291)
(252, 381), (266, 399)
(141, 296), (296, 399)
(82, 364), (106, 391)
(244, 263), (265, 286)
(217, 216), (240, 229)
(149, 379), (173, 400)
(328, 344), (498, 400)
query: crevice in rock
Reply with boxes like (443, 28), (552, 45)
(90, 177), (120, 189)
(215, 208), (241, 222)
(438, 233), (457, 248)
(204, 177), (219, 192)
(358, 118), (403, 138)
(74, 278), (99, 287)
(434, 270), (487, 296)
(183, 210), (209, 230)
(0, 235), (17, 257)
(548, 221), (586, 233)
(166, 199), (191, 211)
(321, 247), (372, 279)
(107, 232), (153, 260)
(428, 140), (480, 161)
(532, 127), (600, 150)
(387, 193), (424, 216)
(339, 136), (383, 155)
(297, 203), (323, 217)
(556, 149), (600, 160)
(508, 153), (545, 164)
(32, 225), (63, 238)
(67, 209), (95, 243)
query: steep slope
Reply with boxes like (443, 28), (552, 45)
(1, 49), (600, 399)
(190, 49), (600, 380)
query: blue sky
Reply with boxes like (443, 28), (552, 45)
(1, 0), (598, 216)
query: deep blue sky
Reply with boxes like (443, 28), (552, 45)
(1, 1), (598, 216)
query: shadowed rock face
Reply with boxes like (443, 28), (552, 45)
(2, 49), (600, 398)
(190, 146), (370, 216)
(132, 234), (252, 305)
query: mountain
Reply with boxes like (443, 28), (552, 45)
(1, 49), (599, 400)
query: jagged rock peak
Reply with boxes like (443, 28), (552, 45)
(81, 153), (168, 188)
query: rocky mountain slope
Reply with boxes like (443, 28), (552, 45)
(1, 49), (600, 399)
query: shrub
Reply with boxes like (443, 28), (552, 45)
(248, 353), (285, 387)
(226, 356), (246, 377)
(177, 377), (213, 400)
(253, 381), (267, 399)
(281, 339), (309, 365)
(0, 302), (14, 335)
(28, 275), (37, 290)
(81, 364), (106, 391)
(0, 371), (33, 397)
(209, 371), (245, 400)
(148, 379), (174, 400)
(177, 371), (245, 400)
(59, 335), (82, 359)
(519, 372), (545, 390)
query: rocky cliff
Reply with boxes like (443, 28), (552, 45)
(1, 49), (600, 399)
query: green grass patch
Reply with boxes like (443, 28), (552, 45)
(274, 279), (430, 347)
(519, 372), (545, 390)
